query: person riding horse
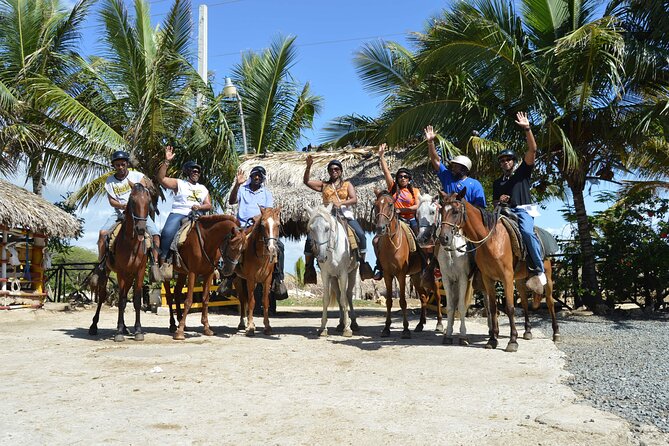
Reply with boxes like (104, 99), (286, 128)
(93, 150), (161, 284)
(492, 112), (546, 294)
(228, 165), (288, 301)
(157, 146), (212, 276)
(372, 143), (421, 280)
(425, 125), (486, 208)
(303, 155), (374, 284)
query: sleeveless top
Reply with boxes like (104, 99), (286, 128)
(322, 181), (351, 205)
(391, 185), (420, 219)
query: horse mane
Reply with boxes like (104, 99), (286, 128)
(307, 205), (334, 229)
(198, 214), (239, 225)
(473, 204), (498, 231)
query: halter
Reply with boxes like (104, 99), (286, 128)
(416, 200), (440, 248)
(309, 211), (339, 259)
(253, 216), (279, 259)
(440, 197), (499, 252)
(374, 193), (403, 250)
(218, 228), (242, 271)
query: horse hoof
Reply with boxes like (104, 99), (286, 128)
(553, 334), (561, 343)
(414, 324), (424, 333)
(114, 334), (125, 343)
(523, 332), (533, 341)
(342, 329), (353, 338)
(505, 342), (519, 353)
(263, 327), (272, 336)
(122, 327), (131, 335)
(350, 321), (360, 332)
(436, 323), (444, 332)
(237, 323), (246, 331)
(459, 337), (469, 346)
(486, 340), (498, 349)
(401, 329), (411, 339)
(169, 325), (177, 334)
(381, 328), (390, 338)
(335, 323), (344, 333)
(319, 329), (328, 337)
(246, 328), (255, 337)
(173, 332), (185, 341)
(134, 332), (145, 342)
(443, 336), (454, 345)
(88, 326), (98, 336)
(203, 328), (215, 336)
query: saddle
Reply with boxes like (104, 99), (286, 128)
(398, 220), (417, 253)
(168, 217), (197, 268)
(499, 209), (558, 270)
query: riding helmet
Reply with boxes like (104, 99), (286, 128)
(327, 159), (343, 171)
(182, 160), (202, 173)
(250, 165), (266, 178)
(395, 167), (412, 179)
(110, 150), (130, 163)
(449, 155), (472, 171)
(497, 149), (517, 161)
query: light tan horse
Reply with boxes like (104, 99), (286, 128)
(164, 215), (245, 340)
(235, 207), (281, 336)
(439, 189), (558, 352)
(374, 191), (428, 338)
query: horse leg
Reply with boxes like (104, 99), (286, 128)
(337, 273), (352, 337)
(443, 279), (457, 345)
(236, 278), (246, 331)
(115, 276), (129, 342)
(381, 275), (393, 337)
(502, 272), (519, 352)
(201, 273), (215, 336)
(399, 274), (411, 339)
(544, 262), (560, 342)
(174, 272), (196, 340)
(246, 280), (256, 337)
(261, 276), (273, 336)
(482, 276), (499, 349)
(435, 278), (444, 333)
(132, 269), (145, 341)
(319, 272), (330, 337)
(415, 275), (426, 333)
(456, 277), (469, 345)
(516, 280), (532, 340)
(89, 271), (108, 336)
(163, 279), (177, 333)
(347, 268), (360, 333)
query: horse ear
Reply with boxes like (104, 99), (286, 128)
(457, 187), (467, 200)
(325, 203), (333, 213)
(373, 187), (381, 197)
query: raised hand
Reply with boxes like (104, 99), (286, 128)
(378, 143), (387, 158)
(424, 125), (436, 141)
(515, 112), (530, 129)
(235, 167), (246, 185)
(165, 145), (175, 162)
(306, 154), (313, 168)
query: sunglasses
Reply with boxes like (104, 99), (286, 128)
(328, 167), (341, 172)
(498, 158), (514, 163)
(190, 169), (200, 174)
(397, 174), (411, 179)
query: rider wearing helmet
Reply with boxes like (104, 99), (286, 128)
(425, 126), (486, 208)
(493, 112), (546, 294)
(95, 150), (162, 283)
(156, 145), (211, 274)
(303, 154), (374, 284)
(228, 165), (287, 302)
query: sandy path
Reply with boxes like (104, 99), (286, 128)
(0, 306), (638, 445)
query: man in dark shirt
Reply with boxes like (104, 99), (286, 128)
(492, 112), (546, 294)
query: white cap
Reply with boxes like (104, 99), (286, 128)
(449, 155), (472, 171)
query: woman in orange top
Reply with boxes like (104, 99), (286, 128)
(372, 143), (421, 280)
(302, 154), (374, 284)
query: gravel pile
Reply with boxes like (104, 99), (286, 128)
(531, 311), (669, 433)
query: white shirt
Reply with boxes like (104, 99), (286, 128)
(105, 170), (145, 212)
(171, 179), (209, 215)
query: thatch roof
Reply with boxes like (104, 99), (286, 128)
(225, 147), (441, 238)
(0, 179), (81, 238)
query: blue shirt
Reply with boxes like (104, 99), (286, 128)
(438, 162), (487, 208)
(236, 182), (274, 226)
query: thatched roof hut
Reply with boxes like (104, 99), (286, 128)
(225, 147), (441, 238)
(0, 179), (80, 238)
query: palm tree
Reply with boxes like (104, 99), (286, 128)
(0, 0), (125, 195)
(335, 0), (669, 311)
(231, 36), (323, 154)
(68, 0), (237, 208)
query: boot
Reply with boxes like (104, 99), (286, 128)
(525, 273), (546, 295)
(304, 255), (317, 285)
(159, 258), (173, 280)
(149, 258), (163, 283)
(272, 278), (288, 300)
(373, 262), (383, 281)
(358, 252), (374, 280)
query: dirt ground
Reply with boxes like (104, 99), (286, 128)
(0, 304), (665, 445)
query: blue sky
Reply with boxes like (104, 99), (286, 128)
(4, 0), (620, 270)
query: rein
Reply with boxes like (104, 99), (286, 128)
(440, 198), (499, 252)
(375, 195), (402, 250)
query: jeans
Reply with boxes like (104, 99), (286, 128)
(102, 212), (159, 236)
(511, 207), (544, 274)
(274, 239), (285, 282)
(304, 217), (366, 254)
(160, 212), (187, 259)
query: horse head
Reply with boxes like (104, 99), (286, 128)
(416, 193), (440, 248)
(307, 205), (334, 264)
(257, 206), (281, 263)
(126, 182), (151, 239)
(220, 225), (245, 276)
(373, 189), (396, 236)
(439, 189), (467, 245)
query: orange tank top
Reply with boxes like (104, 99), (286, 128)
(322, 181), (351, 205)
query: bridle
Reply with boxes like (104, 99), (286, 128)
(254, 216), (279, 258)
(309, 211), (338, 261)
(440, 196), (499, 252)
(417, 200), (440, 248)
(218, 228), (243, 272)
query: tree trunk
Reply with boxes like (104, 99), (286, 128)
(570, 185), (605, 312)
(31, 164), (44, 196)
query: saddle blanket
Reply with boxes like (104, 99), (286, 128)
(500, 216), (558, 265)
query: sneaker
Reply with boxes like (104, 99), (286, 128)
(359, 262), (374, 280)
(537, 272), (547, 286)
(526, 274), (544, 294)
(159, 263), (173, 280)
(304, 264), (317, 285)
(272, 279), (288, 300)
(149, 264), (163, 283)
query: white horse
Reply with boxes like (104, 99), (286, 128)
(416, 193), (474, 345)
(306, 204), (360, 337)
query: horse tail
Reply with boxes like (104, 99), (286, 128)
(328, 285), (337, 308)
(464, 277), (474, 310)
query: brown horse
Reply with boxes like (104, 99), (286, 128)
(89, 183), (151, 342)
(235, 207), (281, 336)
(163, 215), (244, 340)
(439, 189), (559, 352)
(374, 191), (430, 338)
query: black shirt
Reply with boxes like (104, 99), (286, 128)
(492, 160), (534, 207)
